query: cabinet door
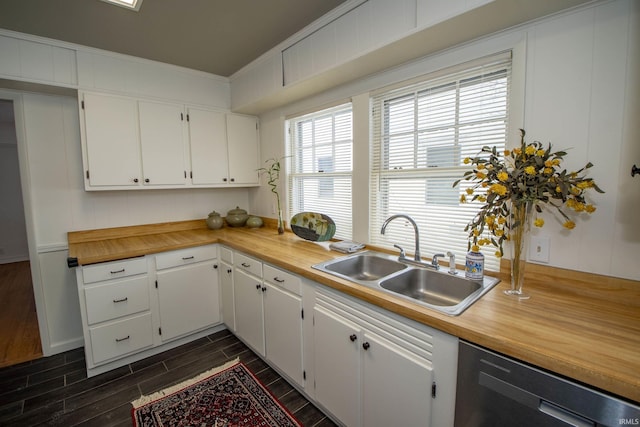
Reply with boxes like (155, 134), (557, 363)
(156, 262), (220, 342)
(362, 331), (433, 427)
(138, 100), (186, 186)
(263, 283), (303, 385)
(313, 305), (361, 427)
(220, 261), (235, 331)
(234, 268), (265, 355)
(82, 92), (141, 187)
(226, 114), (259, 185)
(188, 108), (229, 185)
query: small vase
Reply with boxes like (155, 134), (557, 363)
(277, 209), (284, 235)
(504, 200), (532, 299)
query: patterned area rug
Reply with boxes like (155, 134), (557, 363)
(131, 359), (302, 427)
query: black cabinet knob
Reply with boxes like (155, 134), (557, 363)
(349, 334), (357, 342)
(261, 286), (267, 292)
(213, 264), (218, 269)
(362, 342), (370, 350)
(133, 178), (139, 183)
(230, 178), (235, 182)
(223, 178), (228, 182)
(144, 178), (150, 183)
(255, 284), (261, 290)
(227, 268), (232, 274)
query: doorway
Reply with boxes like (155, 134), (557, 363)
(0, 98), (42, 367)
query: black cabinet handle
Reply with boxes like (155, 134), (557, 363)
(362, 342), (370, 350)
(113, 297), (128, 303)
(182, 256), (195, 260)
(241, 262), (250, 268)
(274, 277), (285, 283)
(110, 268), (125, 274)
(255, 284), (261, 290)
(115, 335), (130, 342)
(227, 268), (232, 274)
(261, 286), (267, 292)
(349, 334), (357, 342)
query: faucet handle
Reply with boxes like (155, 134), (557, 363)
(393, 244), (407, 259)
(446, 251), (457, 275)
(431, 253), (445, 269)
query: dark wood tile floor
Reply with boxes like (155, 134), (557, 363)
(0, 329), (337, 427)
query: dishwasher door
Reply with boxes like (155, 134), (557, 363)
(455, 341), (640, 427)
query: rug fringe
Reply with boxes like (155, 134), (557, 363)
(131, 358), (240, 408)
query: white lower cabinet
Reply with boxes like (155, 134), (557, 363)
(263, 265), (304, 386)
(219, 247), (235, 331)
(234, 264), (265, 355)
(228, 251), (305, 386)
(154, 245), (220, 342)
(76, 244), (223, 377)
(312, 289), (456, 427)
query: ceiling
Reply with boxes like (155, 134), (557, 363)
(0, 0), (347, 77)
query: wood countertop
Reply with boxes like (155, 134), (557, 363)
(67, 220), (640, 403)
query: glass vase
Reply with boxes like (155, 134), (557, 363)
(504, 200), (532, 299)
(277, 209), (284, 234)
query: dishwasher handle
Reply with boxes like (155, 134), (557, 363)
(480, 372), (595, 427)
(539, 401), (594, 427)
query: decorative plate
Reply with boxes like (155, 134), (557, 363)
(290, 212), (336, 242)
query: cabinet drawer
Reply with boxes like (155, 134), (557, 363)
(220, 246), (233, 264)
(82, 257), (147, 284)
(84, 275), (150, 325)
(155, 245), (217, 270)
(235, 252), (262, 278)
(89, 312), (153, 365)
(264, 264), (301, 296)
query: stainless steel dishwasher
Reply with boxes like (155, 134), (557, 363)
(455, 341), (640, 427)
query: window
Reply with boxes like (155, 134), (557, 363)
(288, 103), (353, 240)
(370, 55), (511, 271)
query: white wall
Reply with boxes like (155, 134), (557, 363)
(251, 0), (640, 281)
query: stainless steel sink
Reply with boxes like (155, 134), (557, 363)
(312, 250), (500, 316)
(323, 252), (407, 281)
(380, 268), (481, 306)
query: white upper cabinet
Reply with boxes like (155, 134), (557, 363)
(79, 90), (259, 190)
(226, 114), (260, 185)
(187, 107), (228, 185)
(138, 100), (187, 186)
(81, 92), (141, 188)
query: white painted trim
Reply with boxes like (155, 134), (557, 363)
(0, 89), (52, 356)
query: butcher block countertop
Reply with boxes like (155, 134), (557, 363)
(67, 219), (640, 403)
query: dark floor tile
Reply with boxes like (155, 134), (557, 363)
(266, 377), (296, 399)
(129, 336), (211, 373)
(0, 400), (23, 421)
(312, 415), (339, 427)
(65, 362), (165, 412)
(74, 401), (132, 427)
(279, 388), (311, 414)
(162, 341), (226, 371)
(221, 340), (252, 358)
(293, 401), (329, 427)
(254, 365), (280, 386)
(0, 353), (66, 382)
(2, 400), (64, 427)
(207, 328), (233, 342)
(22, 365), (132, 414)
(28, 359), (86, 386)
(49, 386), (139, 426)
(0, 376), (63, 407)
(64, 348), (86, 365)
(137, 351), (228, 396)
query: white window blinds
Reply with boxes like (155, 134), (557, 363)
(288, 103), (353, 240)
(370, 54), (511, 271)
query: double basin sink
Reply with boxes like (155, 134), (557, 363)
(312, 251), (500, 316)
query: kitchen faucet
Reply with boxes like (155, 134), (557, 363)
(380, 214), (443, 269)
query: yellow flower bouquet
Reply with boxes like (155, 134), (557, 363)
(453, 129), (604, 297)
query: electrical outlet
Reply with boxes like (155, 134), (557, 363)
(529, 236), (550, 263)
